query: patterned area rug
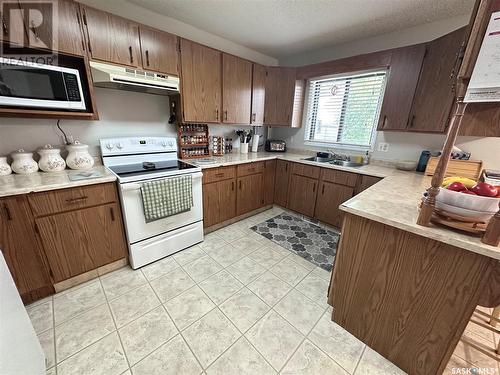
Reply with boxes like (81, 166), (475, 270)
(251, 213), (340, 271)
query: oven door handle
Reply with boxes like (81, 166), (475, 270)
(121, 172), (202, 192)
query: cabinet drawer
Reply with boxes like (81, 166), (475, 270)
(202, 166), (236, 184)
(28, 183), (118, 217)
(237, 162), (264, 177)
(291, 163), (320, 179)
(320, 169), (358, 187)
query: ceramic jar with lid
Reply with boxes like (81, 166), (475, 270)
(10, 149), (39, 174)
(66, 141), (94, 170)
(0, 156), (12, 176)
(38, 144), (66, 172)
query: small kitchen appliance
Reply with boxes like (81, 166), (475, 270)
(100, 136), (203, 269)
(265, 139), (286, 152)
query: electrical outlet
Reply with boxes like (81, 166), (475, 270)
(378, 142), (389, 152)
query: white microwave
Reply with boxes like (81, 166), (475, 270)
(0, 57), (86, 111)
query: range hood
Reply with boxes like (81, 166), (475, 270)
(90, 61), (179, 96)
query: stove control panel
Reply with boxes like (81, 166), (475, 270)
(100, 137), (178, 156)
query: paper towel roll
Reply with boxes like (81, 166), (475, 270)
(251, 134), (260, 152)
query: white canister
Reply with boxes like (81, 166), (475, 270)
(66, 141), (94, 170)
(240, 142), (249, 154)
(0, 156), (12, 176)
(10, 149), (39, 174)
(38, 144), (66, 172)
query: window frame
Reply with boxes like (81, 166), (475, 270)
(302, 68), (388, 152)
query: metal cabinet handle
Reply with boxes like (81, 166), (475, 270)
(312, 183), (316, 193)
(408, 115), (416, 128)
(215, 173), (224, 178)
(110, 207), (115, 221)
(232, 181), (234, 191)
(145, 50), (150, 66)
(224, 111), (228, 121)
(215, 109), (219, 121)
(66, 196), (88, 204)
(30, 20), (39, 40)
(252, 113), (256, 122)
(322, 185), (325, 195)
(129, 46), (133, 64)
(239, 180), (242, 190)
(382, 115), (388, 128)
(3, 203), (12, 220)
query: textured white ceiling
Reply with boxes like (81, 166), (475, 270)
(128, 0), (475, 59)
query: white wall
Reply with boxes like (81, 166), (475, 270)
(0, 88), (176, 157)
(79, 0), (278, 66)
(271, 16), (500, 170)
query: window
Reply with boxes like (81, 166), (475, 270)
(304, 70), (387, 149)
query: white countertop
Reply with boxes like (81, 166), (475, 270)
(192, 152), (500, 260)
(0, 166), (117, 198)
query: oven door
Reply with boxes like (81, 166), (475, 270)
(0, 57), (86, 110)
(119, 172), (203, 244)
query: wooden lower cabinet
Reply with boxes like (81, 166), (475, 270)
(0, 195), (53, 303)
(203, 179), (236, 228)
(315, 181), (355, 228)
(237, 174), (263, 216)
(355, 175), (382, 195)
(274, 160), (291, 207)
(35, 203), (127, 282)
(263, 160), (276, 205)
(288, 174), (318, 217)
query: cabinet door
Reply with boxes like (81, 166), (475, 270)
(20, 0), (85, 55)
(355, 175), (382, 195)
(202, 182), (220, 228)
(35, 203), (127, 282)
(222, 53), (252, 124)
(219, 179), (236, 222)
(377, 44), (426, 131)
(83, 6), (140, 67)
(264, 67), (296, 126)
(274, 160), (290, 207)
(0, 1), (26, 46)
(251, 64), (266, 125)
(237, 174), (263, 216)
(263, 160), (276, 206)
(408, 27), (466, 133)
(0, 195), (52, 301)
(288, 174), (318, 218)
(139, 26), (178, 75)
(315, 181), (354, 228)
(180, 39), (221, 123)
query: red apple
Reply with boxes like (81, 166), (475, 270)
(470, 182), (498, 197)
(461, 190), (477, 195)
(446, 182), (467, 192)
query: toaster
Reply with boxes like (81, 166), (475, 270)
(265, 139), (286, 152)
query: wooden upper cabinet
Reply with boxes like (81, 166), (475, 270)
(377, 44), (426, 131)
(0, 1), (26, 46)
(222, 53), (252, 124)
(82, 5), (140, 67)
(408, 27), (466, 133)
(139, 26), (179, 75)
(24, 0), (85, 55)
(264, 67), (297, 126)
(0, 195), (52, 301)
(251, 64), (266, 125)
(180, 39), (222, 123)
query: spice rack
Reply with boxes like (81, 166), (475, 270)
(178, 124), (210, 159)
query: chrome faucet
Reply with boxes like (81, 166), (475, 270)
(327, 150), (350, 161)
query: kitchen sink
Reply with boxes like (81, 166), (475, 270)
(302, 156), (333, 163)
(330, 160), (363, 168)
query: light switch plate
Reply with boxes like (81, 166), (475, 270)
(378, 143), (389, 152)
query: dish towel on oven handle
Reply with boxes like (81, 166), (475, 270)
(140, 175), (193, 222)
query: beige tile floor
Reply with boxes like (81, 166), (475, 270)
(26, 206), (497, 375)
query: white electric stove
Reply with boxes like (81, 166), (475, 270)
(100, 136), (204, 269)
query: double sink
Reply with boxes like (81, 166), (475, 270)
(302, 156), (364, 168)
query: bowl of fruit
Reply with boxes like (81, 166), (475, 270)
(436, 177), (500, 221)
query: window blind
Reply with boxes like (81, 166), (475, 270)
(304, 70), (387, 148)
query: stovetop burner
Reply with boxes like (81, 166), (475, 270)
(109, 160), (196, 177)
